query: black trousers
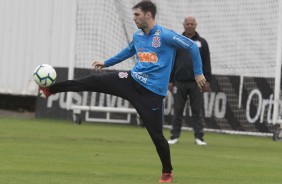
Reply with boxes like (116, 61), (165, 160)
(49, 71), (173, 173)
(170, 80), (204, 139)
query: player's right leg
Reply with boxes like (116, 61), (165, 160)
(39, 71), (133, 99)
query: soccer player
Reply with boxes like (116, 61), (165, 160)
(39, 1), (206, 183)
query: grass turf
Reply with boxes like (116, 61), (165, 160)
(0, 117), (282, 184)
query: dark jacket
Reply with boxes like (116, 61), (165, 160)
(170, 32), (212, 83)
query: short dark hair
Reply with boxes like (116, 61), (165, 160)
(132, 1), (157, 19)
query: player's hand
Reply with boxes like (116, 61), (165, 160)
(92, 61), (105, 70)
(195, 74), (206, 91)
(202, 81), (210, 92)
(168, 82), (173, 92)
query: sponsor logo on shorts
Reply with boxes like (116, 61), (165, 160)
(152, 107), (160, 111)
(118, 72), (128, 78)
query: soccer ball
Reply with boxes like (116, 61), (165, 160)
(33, 64), (57, 87)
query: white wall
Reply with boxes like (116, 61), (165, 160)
(0, 0), (75, 95)
(0, 0), (279, 96)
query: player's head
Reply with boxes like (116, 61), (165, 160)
(132, 1), (157, 29)
(183, 16), (197, 38)
(133, 1), (157, 19)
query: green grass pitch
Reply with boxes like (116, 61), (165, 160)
(0, 117), (282, 184)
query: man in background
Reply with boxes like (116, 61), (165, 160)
(168, 16), (212, 145)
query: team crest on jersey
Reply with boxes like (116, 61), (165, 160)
(152, 36), (161, 48)
(118, 72), (128, 78)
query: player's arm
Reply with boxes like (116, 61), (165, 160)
(93, 41), (136, 70)
(165, 31), (206, 89)
(168, 49), (178, 91)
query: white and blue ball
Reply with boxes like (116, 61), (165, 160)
(33, 64), (57, 87)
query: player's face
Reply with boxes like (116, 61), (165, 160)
(183, 18), (197, 36)
(133, 8), (148, 29)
